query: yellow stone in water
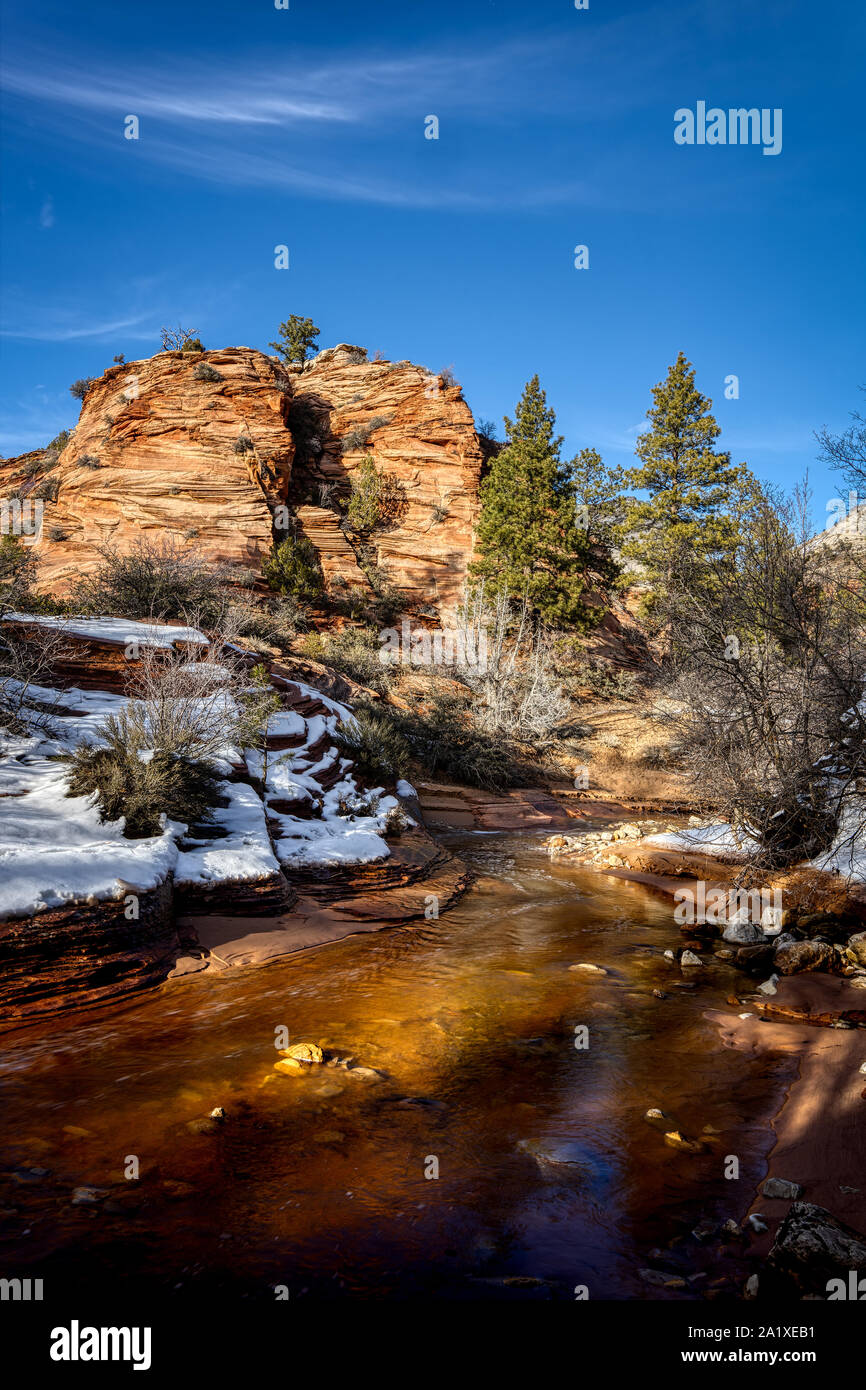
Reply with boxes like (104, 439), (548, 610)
(274, 1058), (304, 1075)
(278, 1042), (324, 1064)
(664, 1130), (703, 1154)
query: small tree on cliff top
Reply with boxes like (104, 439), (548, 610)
(471, 376), (597, 630)
(270, 315), (320, 366)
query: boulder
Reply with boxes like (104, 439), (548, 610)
(288, 350), (483, 614)
(15, 348), (295, 595)
(846, 931), (866, 966)
(768, 1202), (866, 1291)
(722, 921), (764, 944)
(774, 940), (834, 975)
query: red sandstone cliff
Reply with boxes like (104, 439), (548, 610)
(0, 343), (484, 616)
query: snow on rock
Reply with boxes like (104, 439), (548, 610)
(642, 822), (753, 857)
(175, 780), (280, 886)
(5, 614), (208, 649)
(247, 692), (398, 867)
(0, 645), (401, 917)
(0, 762), (178, 921)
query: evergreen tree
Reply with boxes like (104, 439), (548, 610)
(570, 447), (625, 553)
(471, 376), (597, 628)
(269, 315), (320, 366)
(619, 352), (743, 604)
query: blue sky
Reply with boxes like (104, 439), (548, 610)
(1, 0), (864, 526)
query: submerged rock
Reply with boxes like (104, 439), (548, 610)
(762, 1177), (803, 1200)
(664, 1130), (704, 1154)
(722, 922), (763, 945)
(846, 932), (866, 966)
(71, 1186), (108, 1206)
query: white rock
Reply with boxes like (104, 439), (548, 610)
(757, 974), (779, 996)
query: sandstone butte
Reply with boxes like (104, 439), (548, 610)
(0, 343), (485, 615)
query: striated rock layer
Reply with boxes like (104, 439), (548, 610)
(0, 343), (484, 617)
(287, 345), (483, 613)
(2, 348), (294, 595)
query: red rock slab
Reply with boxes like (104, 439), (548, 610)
(709, 1005), (866, 1249)
(328, 855), (470, 921)
(754, 973), (866, 1028)
(416, 782), (579, 831)
(180, 895), (420, 969)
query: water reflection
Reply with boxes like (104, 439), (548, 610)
(0, 832), (794, 1300)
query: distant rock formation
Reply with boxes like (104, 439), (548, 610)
(0, 342), (484, 616)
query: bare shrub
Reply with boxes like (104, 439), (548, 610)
(0, 621), (73, 734)
(74, 537), (237, 624)
(456, 583), (570, 743)
(660, 487), (866, 869)
(65, 639), (282, 836)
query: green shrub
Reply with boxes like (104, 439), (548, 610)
(0, 534), (37, 614)
(233, 435), (254, 454)
(311, 626), (391, 693)
(398, 690), (524, 791)
(19, 455), (47, 479)
(334, 705), (409, 781)
(66, 720), (221, 839)
(77, 454), (102, 469)
(36, 477), (60, 502)
(262, 533), (324, 600)
(579, 661), (639, 701)
(47, 429), (72, 452)
(70, 378), (98, 401)
(194, 362), (223, 383)
(243, 597), (309, 650)
(269, 315), (320, 366)
(345, 457), (406, 532)
(341, 424), (372, 453)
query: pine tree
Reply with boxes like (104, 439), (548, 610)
(619, 352), (743, 604)
(269, 315), (320, 366)
(471, 376), (597, 628)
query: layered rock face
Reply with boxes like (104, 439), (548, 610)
(4, 348), (294, 595)
(288, 345), (483, 613)
(1, 343), (484, 616)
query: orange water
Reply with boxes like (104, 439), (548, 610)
(0, 832), (792, 1301)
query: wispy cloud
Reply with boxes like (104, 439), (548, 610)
(38, 196), (55, 229)
(0, 64), (356, 127)
(0, 17), (687, 210)
(0, 311), (156, 343)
